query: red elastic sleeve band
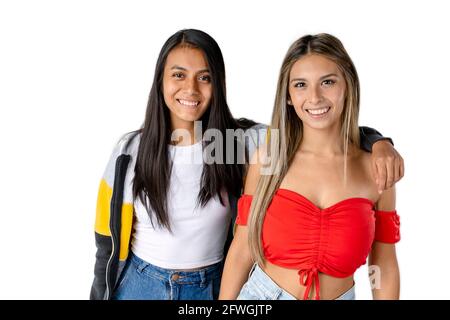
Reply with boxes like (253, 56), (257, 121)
(236, 195), (253, 226)
(374, 210), (401, 243)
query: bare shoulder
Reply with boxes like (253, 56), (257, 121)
(356, 147), (372, 169)
(352, 146), (374, 179)
(354, 146), (396, 210)
(349, 145), (379, 200)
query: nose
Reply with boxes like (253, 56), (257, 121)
(308, 85), (323, 105)
(183, 76), (200, 95)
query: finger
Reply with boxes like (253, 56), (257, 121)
(394, 156), (400, 183)
(371, 158), (379, 186)
(377, 161), (387, 193)
(386, 157), (395, 189)
(399, 156), (405, 178)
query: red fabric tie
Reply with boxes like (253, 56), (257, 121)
(299, 268), (320, 300)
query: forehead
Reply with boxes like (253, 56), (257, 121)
(165, 46), (208, 70)
(290, 54), (341, 78)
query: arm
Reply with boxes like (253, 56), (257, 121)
(359, 126), (405, 193)
(90, 232), (112, 300)
(359, 126), (393, 153)
(368, 186), (400, 300)
(219, 225), (254, 299)
(219, 148), (264, 300)
(90, 136), (124, 300)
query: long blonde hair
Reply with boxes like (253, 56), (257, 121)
(248, 33), (361, 265)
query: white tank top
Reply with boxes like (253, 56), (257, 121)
(131, 140), (231, 269)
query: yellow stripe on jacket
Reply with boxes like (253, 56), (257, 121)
(95, 178), (133, 261)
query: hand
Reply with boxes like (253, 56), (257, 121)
(371, 140), (404, 193)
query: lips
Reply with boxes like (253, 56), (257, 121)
(177, 99), (200, 107)
(306, 106), (331, 116)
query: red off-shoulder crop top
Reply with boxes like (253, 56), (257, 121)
(236, 188), (401, 300)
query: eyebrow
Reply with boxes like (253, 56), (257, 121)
(170, 65), (210, 73)
(290, 73), (339, 83)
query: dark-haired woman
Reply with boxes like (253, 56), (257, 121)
(90, 29), (404, 300)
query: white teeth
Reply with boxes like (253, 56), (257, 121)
(307, 107), (330, 115)
(178, 99), (199, 107)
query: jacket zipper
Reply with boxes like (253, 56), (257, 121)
(105, 155), (128, 300)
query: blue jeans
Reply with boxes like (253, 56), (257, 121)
(237, 264), (356, 300)
(112, 251), (223, 300)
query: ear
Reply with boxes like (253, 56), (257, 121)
(287, 97), (293, 106)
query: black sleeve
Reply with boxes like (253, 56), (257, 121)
(359, 126), (394, 153)
(89, 232), (112, 300)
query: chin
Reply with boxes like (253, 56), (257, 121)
(303, 121), (335, 131)
(180, 112), (204, 122)
(176, 116), (197, 123)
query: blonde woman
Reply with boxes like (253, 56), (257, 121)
(219, 34), (401, 300)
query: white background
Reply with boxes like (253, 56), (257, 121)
(0, 0), (448, 299)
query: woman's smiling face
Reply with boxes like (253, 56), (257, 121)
(288, 54), (347, 131)
(163, 46), (213, 130)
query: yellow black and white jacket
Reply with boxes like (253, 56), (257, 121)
(90, 131), (141, 300)
(89, 124), (266, 300)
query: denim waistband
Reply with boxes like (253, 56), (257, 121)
(248, 264), (296, 299)
(129, 251), (223, 285)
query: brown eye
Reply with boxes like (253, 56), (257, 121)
(322, 79), (335, 86)
(294, 82), (306, 88)
(199, 75), (211, 82)
(173, 72), (184, 79)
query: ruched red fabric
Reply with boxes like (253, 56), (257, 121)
(236, 188), (401, 300)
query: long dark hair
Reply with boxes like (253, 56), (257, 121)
(133, 29), (255, 231)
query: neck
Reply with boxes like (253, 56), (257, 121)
(170, 119), (201, 146)
(299, 123), (345, 157)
